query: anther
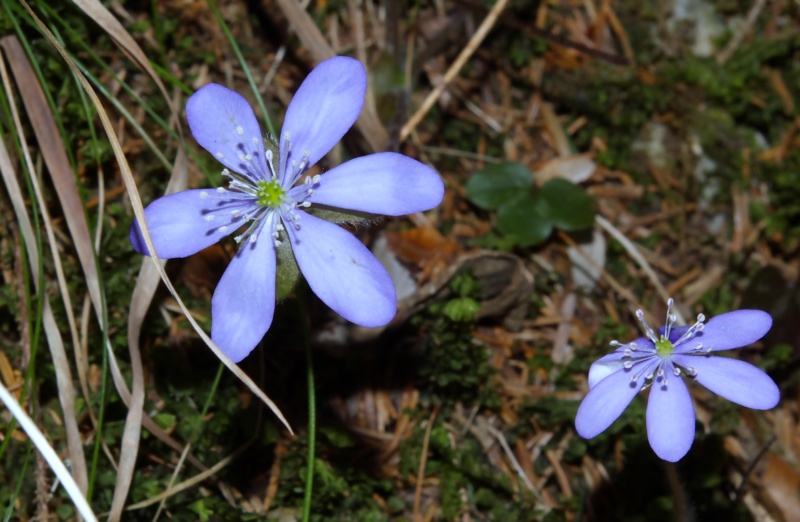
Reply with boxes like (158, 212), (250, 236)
(231, 210), (241, 217)
(276, 223), (285, 232)
(217, 187), (227, 194)
(657, 368), (664, 378)
(216, 152), (224, 159)
(249, 234), (257, 244)
(312, 175), (321, 183)
(245, 154), (253, 161)
(673, 367), (681, 376)
(274, 239), (282, 247)
(299, 201), (311, 208)
(204, 215), (216, 222)
(623, 349), (632, 357)
(623, 361), (633, 369)
(236, 126), (244, 136)
(688, 367), (697, 377)
(645, 371), (654, 380)
(252, 136), (259, 145)
(199, 191), (209, 199)
(218, 226), (228, 233)
(610, 340), (622, 347)
(630, 374), (639, 383)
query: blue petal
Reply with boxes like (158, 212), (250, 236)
(672, 354), (779, 409)
(284, 210), (395, 327)
(677, 310), (772, 353)
(187, 83), (270, 181)
(587, 351), (626, 389)
(575, 360), (653, 439)
(130, 189), (251, 258)
(211, 215), (277, 363)
(646, 369), (695, 462)
(299, 153), (444, 215)
(280, 57), (366, 185)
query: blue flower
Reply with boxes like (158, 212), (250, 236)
(130, 56), (444, 362)
(575, 299), (779, 462)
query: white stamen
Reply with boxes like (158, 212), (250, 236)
(218, 226), (228, 233)
(215, 152), (224, 159)
(245, 154), (253, 161)
(274, 239), (282, 247)
(249, 234), (257, 244)
(252, 136), (259, 145)
(623, 349), (632, 357)
(312, 174), (321, 183)
(236, 125), (244, 136)
(623, 361), (633, 369)
(673, 367), (681, 376)
(231, 210), (241, 217)
(299, 201), (311, 208)
(199, 191), (209, 199)
(657, 368), (664, 378)
(276, 223), (285, 232)
(222, 168), (230, 176)
(688, 367), (697, 377)
(307, 188), (314, 195)
(630, 374), (639, 383)
(204, 215), (216, 222)
(234, 235), (243, 243)
(610, 340), (622, 347)
(217, 187), (227, 194)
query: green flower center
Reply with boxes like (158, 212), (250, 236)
(655, 337), (675, 357)
(256, 179), (285, 208)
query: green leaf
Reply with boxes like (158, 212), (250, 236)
(442, 297), (481, 322)
(539, 178), (594, 231)
(275, 239), (300, 301)
(308, 204), (375, 225)
(497, 192), (552, 246)
(466, 162), (532, 209)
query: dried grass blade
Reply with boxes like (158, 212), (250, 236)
(0, 33), (96, 428)
(0, 43), (89, 496)
(71, 0), (180, 120)
(0, 381), (97, 522)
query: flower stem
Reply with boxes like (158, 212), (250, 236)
(300, 289), (316, 522)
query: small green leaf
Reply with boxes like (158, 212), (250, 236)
(466, 162), (532, 209)
(275, 240), (300, 301)
(497, 192), (552, 246)
(308, 204), (375, 224)
(442, 297), (481, 322)
(539, 178), (594, 231)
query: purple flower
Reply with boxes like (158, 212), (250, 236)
(575, 299), (779, 462)
(130, 56), (444, 362)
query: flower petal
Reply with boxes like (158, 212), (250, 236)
(587, 351), (625, 389)
(284, 210), (395, 327)
(280, 56), (366, 183)
(187, 83), (270, 181)
(301, 153), (444, 215)
(646, 371), (695, 462)
(130, 189), (251, 258)
(575, 361), (651, 439)
(680, 310), (772, 352)
(672, 354), (779, 409)
(211, 216), (277, 363)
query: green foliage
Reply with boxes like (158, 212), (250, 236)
(467, 163), (594, 247)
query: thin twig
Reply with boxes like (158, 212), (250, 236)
(400, 0), (510, 141)
(413, 406), (439, 521)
